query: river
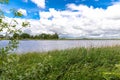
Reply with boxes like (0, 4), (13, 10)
(0, 40), (120, 53)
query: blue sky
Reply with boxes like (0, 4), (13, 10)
(1, 0), (119, 19)
(1, 0), (120, 38)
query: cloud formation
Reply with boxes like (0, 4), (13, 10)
(31, 0), (45, 8)
(3, 3), (120, 38)
(36, 3), (120, 38)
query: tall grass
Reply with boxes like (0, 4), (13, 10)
(1, 46), (120, 79)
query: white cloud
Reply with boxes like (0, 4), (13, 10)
(38, 3), (120, 38)
(2, 3), (120, 38)
(31, 0), (45, 8)
(105, 4), (120, 19)
(18, 8), (27, 16)
(5, 10), (10, 13)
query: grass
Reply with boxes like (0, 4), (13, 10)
(1, 46), (120, 79)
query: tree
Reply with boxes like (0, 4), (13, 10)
(13, 33), (20, 39)
(20, 33), (30, 39)
(53, 33), (59, 39)
(0, 1), (30, 79)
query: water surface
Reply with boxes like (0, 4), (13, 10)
(0, 40), (120, 53)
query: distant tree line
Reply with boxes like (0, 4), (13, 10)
(12, 33), (59, 40)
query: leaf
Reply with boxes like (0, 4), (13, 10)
(10, 9), (23, 17)
(12, 25), (16, 27)
(15, 11), (23, 17)
(0, 18), (2, 23)
(22, 21), (30, 27)
(13, 19), (18, 24)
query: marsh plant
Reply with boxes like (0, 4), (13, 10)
(0, 46), (120, 80)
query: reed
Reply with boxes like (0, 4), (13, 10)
(1, 46), (120, 80)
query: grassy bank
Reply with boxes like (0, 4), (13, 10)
(1, 46), (120, 80)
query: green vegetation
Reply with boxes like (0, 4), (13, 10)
(0, 1), (30, 80)
(1, 46), (120, 80)
(0, 1), (120, 80)
(12, 33), (59, 40)
(0, 0), (9, 3)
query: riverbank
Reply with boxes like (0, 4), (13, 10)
(2, 38), (120, 40)
(1, 46), (120, 79)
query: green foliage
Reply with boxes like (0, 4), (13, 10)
(13, 33), (20, 39)
(0, 46), (120, 79)
(12, 33), (59, 40)
(22, 21), (30, 27)
(20, 33), (30, 39)
(103, 64), (120, 80)
(33, 33), (59, 39)
(0, 0), (9, 4)
(10, 9), (23, 17)
(0, 1), (30, 79)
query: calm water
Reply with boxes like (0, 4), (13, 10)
(1, 40), (120, 53)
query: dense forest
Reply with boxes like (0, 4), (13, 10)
(12, 33), (59, 40)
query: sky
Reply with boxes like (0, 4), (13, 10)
(1, 0), (120, 38)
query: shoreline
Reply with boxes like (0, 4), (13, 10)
(2, 39), (120, 41)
